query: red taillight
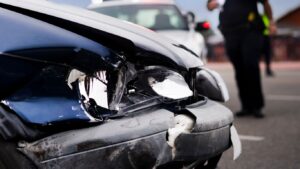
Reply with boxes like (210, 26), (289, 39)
(195, 21), (211, 32)
(202, 22), (211, 30)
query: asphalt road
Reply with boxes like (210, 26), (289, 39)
(207, 62), (300, 169)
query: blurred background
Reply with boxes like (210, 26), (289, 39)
(49, 0), (300, 62)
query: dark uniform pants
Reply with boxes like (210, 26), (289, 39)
(262, 35), (272, 68)
(224, 30), (264, 110)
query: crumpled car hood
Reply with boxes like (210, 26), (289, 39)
(0, 0), (203, 70)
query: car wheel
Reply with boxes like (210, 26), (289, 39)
(0, 139), (37, 169)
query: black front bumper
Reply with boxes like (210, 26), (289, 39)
(20, 100), (234, 169)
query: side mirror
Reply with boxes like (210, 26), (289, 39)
(195, 68), (229, 102)
(185, 11), (196, 25)
(195, 21), (211, 32)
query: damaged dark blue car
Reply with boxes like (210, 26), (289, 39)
(0, 0), (241, 169)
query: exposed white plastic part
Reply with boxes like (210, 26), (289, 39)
(230, 125), (242, 160)
(78, 71), (109, 109)
(167, 114), (195, 148)
(67, 69), (86, 89)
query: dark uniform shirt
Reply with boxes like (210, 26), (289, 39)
(219, 0), (265, 33)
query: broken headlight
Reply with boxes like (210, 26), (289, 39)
(143, 66), (193, 100)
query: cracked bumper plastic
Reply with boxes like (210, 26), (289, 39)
(20, 100), (236, 169)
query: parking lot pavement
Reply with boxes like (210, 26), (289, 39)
(207, 62), (300, 169)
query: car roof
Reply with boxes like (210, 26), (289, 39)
(89, 0), (175, 9)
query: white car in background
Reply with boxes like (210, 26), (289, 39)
(89, 0), (208, 62)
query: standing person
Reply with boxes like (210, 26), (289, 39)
(261, 14), (274, 77)
(207, 0), (277, 118)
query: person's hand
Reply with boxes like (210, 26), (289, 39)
(207, 0), (219, 11)
(269, 21), (277, 35)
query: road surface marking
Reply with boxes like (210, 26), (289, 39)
(239, 135), (264, 141)
(267, 95), (300, 101)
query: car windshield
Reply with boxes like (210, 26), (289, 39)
(93, 4), (189, 31)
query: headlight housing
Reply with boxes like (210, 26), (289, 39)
(195, 68), (229, 102)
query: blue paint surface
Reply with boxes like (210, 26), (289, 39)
(3, 65), (93, 125)
(5, 97), (90, 125)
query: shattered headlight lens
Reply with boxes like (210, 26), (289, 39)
(145, 67), (193, 100)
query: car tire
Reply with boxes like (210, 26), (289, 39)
(0, 139), (37, 169)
